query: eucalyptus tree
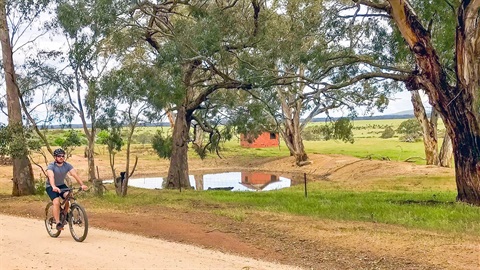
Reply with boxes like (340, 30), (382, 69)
(0, 0), (52, 195)
(403, 0), (457, 167)
(337, 1), (457, 167)
(130, 1), (263, 188)
(98, 63), (164, 196)
(351, 0), (480, 205)
(242, 0), (405, 165)
(96, 118), (124, 195)
(19, 0), (127, 195)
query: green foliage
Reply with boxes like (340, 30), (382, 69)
(95, 183), (480, 236)
(380, 126), (395, 139)
(96, 129), (123, 153)
(302, 126), (325, 141)
(56, 0), (120, 38)
(302, 118), (354, 143)
(396, 119), (422, 142)
(192, 144), (208, 160)
(34, 179), (46, 195)
(152, 130), (173, 159)
(0, 124), (41, 158)
(53, 129), (84, 157)
(332, 118), (355, 143)
(133, 130), (154, 145)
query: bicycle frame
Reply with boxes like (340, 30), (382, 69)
(60, 188), (79, 207)
(45, 187), (89, 242)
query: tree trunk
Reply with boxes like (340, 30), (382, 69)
(381, 0), (480, 204)
(0, 1), (35, 196)
(167, 105), (192, 189)
(194, 174), (204, 191)
(278, 91), (308, 166)
(11, 156), (35, 195)
(282, 125), (308, 165)
(447, 117), (480, 204)
(193, 125), (204, 148)
(86, 135), (102, 195)
(121, 139), (131, 196)
(121, 122), (137, 196)
(411, 91), (439, 165)
(439, 132), (453, 167)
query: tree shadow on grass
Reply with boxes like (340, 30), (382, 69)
(389, 199), (456, 206)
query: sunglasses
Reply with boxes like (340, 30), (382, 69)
(55, 155), (65, 158)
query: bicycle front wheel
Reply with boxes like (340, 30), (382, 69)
(68, 203), (88, 242)
(44, 202), (61, 238)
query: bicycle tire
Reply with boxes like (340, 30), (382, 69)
(44, 202), (61, 238)
(68, 203), (88, 242)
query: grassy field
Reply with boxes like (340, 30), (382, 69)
(87, 183), (479, 236)
(217, 137), (429, 165)
(12, 118), (479, 237)
(47, 118), (436, 164)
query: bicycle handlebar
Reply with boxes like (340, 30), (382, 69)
(59, 187), (84, 192)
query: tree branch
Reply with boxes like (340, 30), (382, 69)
(304, 71), (409, 98)
(352, 0), (390, 11)
(339, 13), (391, 19)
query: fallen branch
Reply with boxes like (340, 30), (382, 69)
(404, 157), (426, 163)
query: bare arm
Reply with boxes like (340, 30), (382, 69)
(47, 170), (60, 193)
(68, 169), (88, 190)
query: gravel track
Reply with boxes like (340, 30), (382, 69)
(0, 214), (302, 270)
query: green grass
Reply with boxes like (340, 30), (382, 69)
(304, 138), (426, 162)
(210, 188), (478, 235)
(45, 118), (435, 164)
(26, 118), (477, 237)
(88, 181), (480, 237)
(217, 137), (428, 164)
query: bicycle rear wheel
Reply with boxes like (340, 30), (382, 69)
(44, 202), (61, 238)
(68, 203), (88, 242)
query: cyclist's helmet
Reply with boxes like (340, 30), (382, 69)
(53, 148), (66, 157)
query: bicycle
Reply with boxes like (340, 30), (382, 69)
(44, 187), (89, 242)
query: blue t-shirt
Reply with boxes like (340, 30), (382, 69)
(46, 162), (74, 187)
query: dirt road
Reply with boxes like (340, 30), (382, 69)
(0, 214), (302, 270)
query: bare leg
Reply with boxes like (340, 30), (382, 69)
(52, 197), (61, 224)
(63, 192), (70, 216)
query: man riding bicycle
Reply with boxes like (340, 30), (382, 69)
(46, 148), (88, 231)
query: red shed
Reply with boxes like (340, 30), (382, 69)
(240, 132), (279, 148)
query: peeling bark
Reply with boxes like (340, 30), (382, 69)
(411, 91), (439, 165)
(278, 89), (308, 166)
(0, 1), (35, 196)
(356, 0), (480, 204)
(166, 105), (192, 189)
(439, 132), (453, 167)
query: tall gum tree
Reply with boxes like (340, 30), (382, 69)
(132, 1), (259, 188)
(325, 1), (453, 167)
(97, 64), (164, 196)
(353, 0), (480, 205)
(0, 0), (36, 195)
(252, 0), (406, 166)
(21, 0), (124, 195)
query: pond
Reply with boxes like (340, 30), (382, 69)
(103, 172), (294, 191)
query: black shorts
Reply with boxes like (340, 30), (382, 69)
(46, 184), (69, 200)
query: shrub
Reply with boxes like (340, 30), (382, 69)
(396, 119), (422, 142)
(152, 130), (173, 159)
(302, 118), (354, 143)
(380, 126), (395, 139)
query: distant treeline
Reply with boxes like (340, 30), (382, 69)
(3, 114), (415, 129)
(310, 114), (414, 122)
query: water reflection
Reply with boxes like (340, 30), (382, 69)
(103, 172), (292, 191)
